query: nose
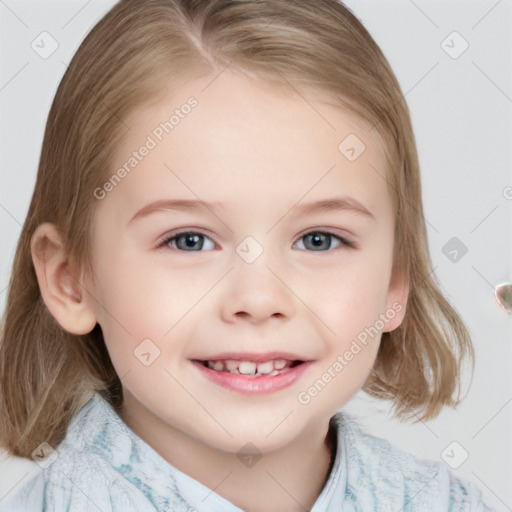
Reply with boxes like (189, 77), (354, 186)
(219, 255), (296, 325)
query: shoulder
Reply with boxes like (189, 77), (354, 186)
(335, 411), (497, 511)
(0, 470), (45, 512)
(1, 451), (157, 512)
(1, 394), (157, 512)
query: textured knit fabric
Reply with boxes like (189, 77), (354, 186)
(1, 393), (497, 511)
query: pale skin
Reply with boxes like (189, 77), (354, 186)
(31, 70), (408, 512)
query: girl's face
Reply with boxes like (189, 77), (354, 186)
(86, 70), (407, 454)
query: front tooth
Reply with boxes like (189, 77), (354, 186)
(256, 361), (274, 375)
(238, 361), (257, 375)
(274, 359), (287, 370)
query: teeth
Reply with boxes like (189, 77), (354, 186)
(238, 361), (257, 375)
(204, 358), (296, 376)
(225, 360), (238, 372)
(210, 361), (224, 371)
(274, 359), (287, 370)
(256, 361), (274, 375)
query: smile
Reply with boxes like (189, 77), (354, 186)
(200, 358), (301, 376)
(191, 357), (311, 394)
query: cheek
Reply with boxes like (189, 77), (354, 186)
(90, 255), (163, 355)
(299, 268), (387, 412)
(92, 252), (213, 363)
(313, 256), (392, 333)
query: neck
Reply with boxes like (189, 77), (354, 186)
(120, 394), (337, 512)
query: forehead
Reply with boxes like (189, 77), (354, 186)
(99, 70), (392, 223)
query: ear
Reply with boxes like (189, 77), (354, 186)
(383, 263), (409, 333)
(31, 222), (97, 335)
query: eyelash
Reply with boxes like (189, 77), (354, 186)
(156, 229), (357, 252)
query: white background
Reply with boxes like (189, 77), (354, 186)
(0, 0), (511, 510)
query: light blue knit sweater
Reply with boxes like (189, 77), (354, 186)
(1, 393), (496, 511)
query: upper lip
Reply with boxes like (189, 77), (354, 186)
(192, 352), (310, 363)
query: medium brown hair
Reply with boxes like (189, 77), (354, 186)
(0, 0), (473, 459)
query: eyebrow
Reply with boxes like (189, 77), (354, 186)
(128, 196), (375, 225)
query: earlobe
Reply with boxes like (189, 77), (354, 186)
(31, 222), (97, 335)
(383, 266), (409, 333)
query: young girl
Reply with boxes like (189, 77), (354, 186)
(0, 0), (497, 510)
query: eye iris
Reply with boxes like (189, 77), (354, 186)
(305, 233), (331, 250)
(177, 233), (203, 250)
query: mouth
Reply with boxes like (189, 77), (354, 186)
(190, 353), (312, 394)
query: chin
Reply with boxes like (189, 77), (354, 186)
(190, 407), (320, 454)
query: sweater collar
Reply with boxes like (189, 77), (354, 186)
(66, 392), (348, 511)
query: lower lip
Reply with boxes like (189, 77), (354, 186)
(192, 360), (312, 395)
